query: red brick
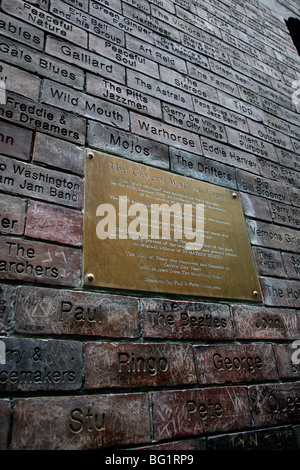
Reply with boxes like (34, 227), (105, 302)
(232, 305), (300, 340)
(0, 400), (10, 450)
(141, 299), (234, 340)
(0, 194), (26, 236)
(152, 386), (251, 441)
(85, 343), (197, 389)
(194, 343), (278, 384)
(249, 383), (300, 426)
(25, 201), (83, 246)
(11, 393), (150, 450)
(0, 236), (81, 286)
(273, 343), (300, 379)
(14, 286), (139, 338)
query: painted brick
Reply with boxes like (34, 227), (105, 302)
(0, 337), (82, 392)
(11, 393), (151, 450)
(85, 342), (197, 389)
(0, 400), (10, 450)
(14, 286), (139, 338)
(232, 305), (300, 340)
(249, 383), (300, 426)
(25, 201), (83, 247)
(141, 298), (234, 340)
(194, 343), (278, 384)
(152, 386), (251, 441)
(0, 236), (81, 287)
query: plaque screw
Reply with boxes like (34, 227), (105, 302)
(87, 273), (95, 283)
(88, 152), (94, 159)
(232, 192), (238, 198)
(253, 290), (259, 298)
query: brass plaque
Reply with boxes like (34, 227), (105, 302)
(84, 151), (262, 301)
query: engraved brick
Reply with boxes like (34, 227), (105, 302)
(127, 70), (194, 110)
(200, 30), (247, 62)
(0, 194), (26, 236)
(130, 113), (202, 153)
(2, 92), (85, 145)
(221, 31), (262, 60)
(0, 122), (32, 161)
(209, 58), (259, 93)
(201, 137), (258, 174)
(0, 283), (15, 334)
(14, 286), (139, 338)
(192, 96), (248, 133)
(41, 80), (129, 130)
(186, 63), (240, 98)
(180, 33), (231, 66)
(33, 133), (84, 175)
(289, 187), (300, 208)
(0, 337), (82, 391)
(217, 90), (264, 122)
(25, 201), (83, 246)
(246, 220), (300, 253)
(0, 36), (84, 90)
(87, 121), (169, 169)
(89, 35), (159, 78)
(11, 393), (151, 449)
(0, 236), (81, 287)
(170, 148), (236, 189)
(260, 277), (300, 307)
(141, 298), (234, 340)
(194, 343), (278, 385)
(247, 121), (293, 151)
(1, 0), (88, 46)
(246, 56), (283, 81)
(0, 12), (44, 50)
(123, 3), (180, 41)
(269, 201), (300, 229)
(89, 0), (123, 15)
(86, 74), (162, 119)
(273, 344), (300, 380)
(175, 5), (222, 37)
(0, 400), (10, 450)
(0, 155), (83, 208)
(257, 157), (300, 189)
(237, 170), (290, 204)
(163, 103), (227, 143)
(230, 57), (272, 87)
(50, 0), (125, 46)
(226, 128), (277, 162)
(252, 247), (285, 277)
(152, 386), (251, 441)
(46, 36), (125, 84)
(86, 343), (196, 389)
(153, 35), (208, 71)
(282, 252), (300, 280)
(249, 383), (300, 426)
(207, 426), (298, 450)
(232, 305), (300, 340)
(240, 193), (272, 221)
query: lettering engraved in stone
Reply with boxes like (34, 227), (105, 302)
(0, 337), (81, 391)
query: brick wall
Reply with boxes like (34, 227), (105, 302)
(0, 0), (300, 451)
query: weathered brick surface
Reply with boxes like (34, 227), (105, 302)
(85, 342), (197, 389)
(0, 0), (300, 451)
(152, 386), (252, 441)
(11, 393), (151, 450)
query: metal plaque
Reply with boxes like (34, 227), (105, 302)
(83, 151), (262, 301)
